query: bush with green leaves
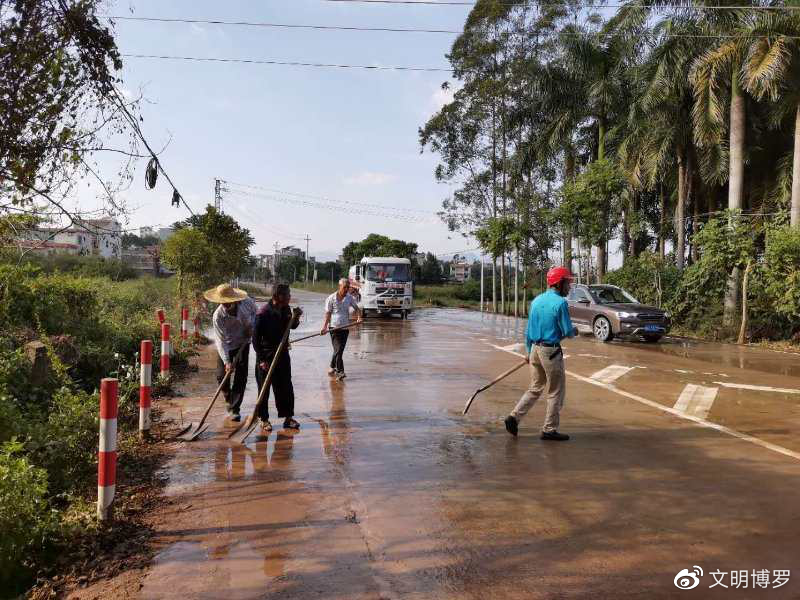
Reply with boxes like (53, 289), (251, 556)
(0, 441), (56, 590)
(604, 251), (681, 308)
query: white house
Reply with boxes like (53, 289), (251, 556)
(22, 217), (122, 258)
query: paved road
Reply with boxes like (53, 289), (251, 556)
(138, 290), (800, 599)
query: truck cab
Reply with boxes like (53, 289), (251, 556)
(349, 257), (413, 319)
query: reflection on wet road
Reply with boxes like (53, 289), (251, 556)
(141, 290), (800, 599)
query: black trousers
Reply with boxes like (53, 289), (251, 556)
(216, 344), (250, 415)
(255, 353), (294, 420)
(329, 330), (350, 372)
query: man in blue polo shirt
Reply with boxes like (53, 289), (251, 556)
(505, 266), (577, 441)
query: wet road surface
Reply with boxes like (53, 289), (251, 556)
(139, 290), (800, 599)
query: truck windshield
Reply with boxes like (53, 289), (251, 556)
(366, 264), (410, 282)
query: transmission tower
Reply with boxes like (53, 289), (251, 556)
(214, 178), (228, 212)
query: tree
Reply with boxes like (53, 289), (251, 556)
(559, 159), (627, 281)
(161, 228), (214, 300)
(317, 260), (343, 282)
(174, 206), (254, 281)
(121, 232), (160, 249)
(419, 252), (443, 284)
(1, 0), (141, 220)
(341, 234), (418, 270)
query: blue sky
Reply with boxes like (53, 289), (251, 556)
(91, 0), (478, 261)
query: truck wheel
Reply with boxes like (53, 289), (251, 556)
(401, 310), (407, 320)
(593, 316), (614, 342)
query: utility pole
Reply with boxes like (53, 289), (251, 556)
(214, 179), (222, 212)
(274, 241), (280, 284)
(480, 254), (484, 312)
(304, 235), (311, 284)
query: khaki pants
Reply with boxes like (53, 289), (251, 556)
(510, 345), (565, 433)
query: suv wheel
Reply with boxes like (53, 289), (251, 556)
(593, 316), (614, 342)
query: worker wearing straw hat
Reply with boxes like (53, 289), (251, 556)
(204, 283), (258, 422)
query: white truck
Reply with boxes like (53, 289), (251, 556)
(348, 256), (413, 319)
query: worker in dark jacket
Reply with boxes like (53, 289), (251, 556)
(252, 284), (302, 431)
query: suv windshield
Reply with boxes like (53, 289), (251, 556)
(366, 263), (410, 283)
(588, 285), (639, 304)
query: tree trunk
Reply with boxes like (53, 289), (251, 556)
(658, 183), (666, 259)
(500, 253), (505, 315)
(492, 258), (497, 312)
(595, 119), (606, 276)
(676, 147), (687, 270)
(737, 261), (752, 345)
(622, 207), (630, 263)
(514, 249), (519, 317)
(791, 102), (800, 228)
(724, 69), (746, 326)
(563, 149), (575, 269)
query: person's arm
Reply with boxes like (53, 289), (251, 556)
(213, 310), (232, 368)
(290, 306), (301, 329)
(557, 301), (577, 340)
(349, 295), (362, 322)
(252, 312), (266, 368)
(525, 311), (535, 358)
(320, 297), (332, 334)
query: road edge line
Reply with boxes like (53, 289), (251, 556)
(490, 344), (800, 463)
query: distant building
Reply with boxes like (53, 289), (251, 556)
(450, 260), (471, 283)
(156, 227), (174, 242)
(121, 245), (161, 276)
(22, 217), (122, 258)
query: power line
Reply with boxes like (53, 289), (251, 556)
(226, 188), (438, 223)
(121, 54), (453, 72)
(224, 181), (437, 215)
(109, 15), (462, 34)
(319, 0), (800, 9)
(111, 16), (800, 40)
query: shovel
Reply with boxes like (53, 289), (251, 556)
(176, 346), (246, 441)
(228, 308), (300, 444)
(462, 359), (529, 415)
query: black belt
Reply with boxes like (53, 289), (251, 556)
(534, 342), (560, 347)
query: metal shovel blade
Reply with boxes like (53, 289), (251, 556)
(232, 417), (260, 445)
(174, 423), (193, 438)
(178, 422), (210, 441)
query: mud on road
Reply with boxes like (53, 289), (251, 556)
(71, 290), (800, 599)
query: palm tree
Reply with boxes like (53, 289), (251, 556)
(741, 10), (800, 228)
(688, 6), (753, 325)
(619, 14), (707, 270)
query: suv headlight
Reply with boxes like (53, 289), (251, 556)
(617, 311), (636, 318)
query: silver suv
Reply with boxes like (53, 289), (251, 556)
(567, 284), (671, 343)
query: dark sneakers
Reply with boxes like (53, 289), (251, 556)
(541, 431), (570, 441)
(504, 415), (518, 437)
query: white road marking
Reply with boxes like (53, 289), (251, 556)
(674, 384), (719, 419)
(578, 353), (607, 359)
(712, 382), (800, 395)
(591, 365), (635, 384)
(674, 369), (693, 374)
(489, 344), (800, 463)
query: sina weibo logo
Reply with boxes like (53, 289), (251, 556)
(674, 566), (703, 590)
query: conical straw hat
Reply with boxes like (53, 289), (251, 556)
(203, 283), (248, 304)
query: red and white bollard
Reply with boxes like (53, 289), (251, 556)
(98, 378), (118, 521)
(181, 308), (189, 340)
(140, 340), (152, 438)
(160, 323), (170, 379)
(193, 316), (200, 341)
(156, 308), (165, 325)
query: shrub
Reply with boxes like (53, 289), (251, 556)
(0, 441), (55, 589)
(604, 251), (681, 308)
